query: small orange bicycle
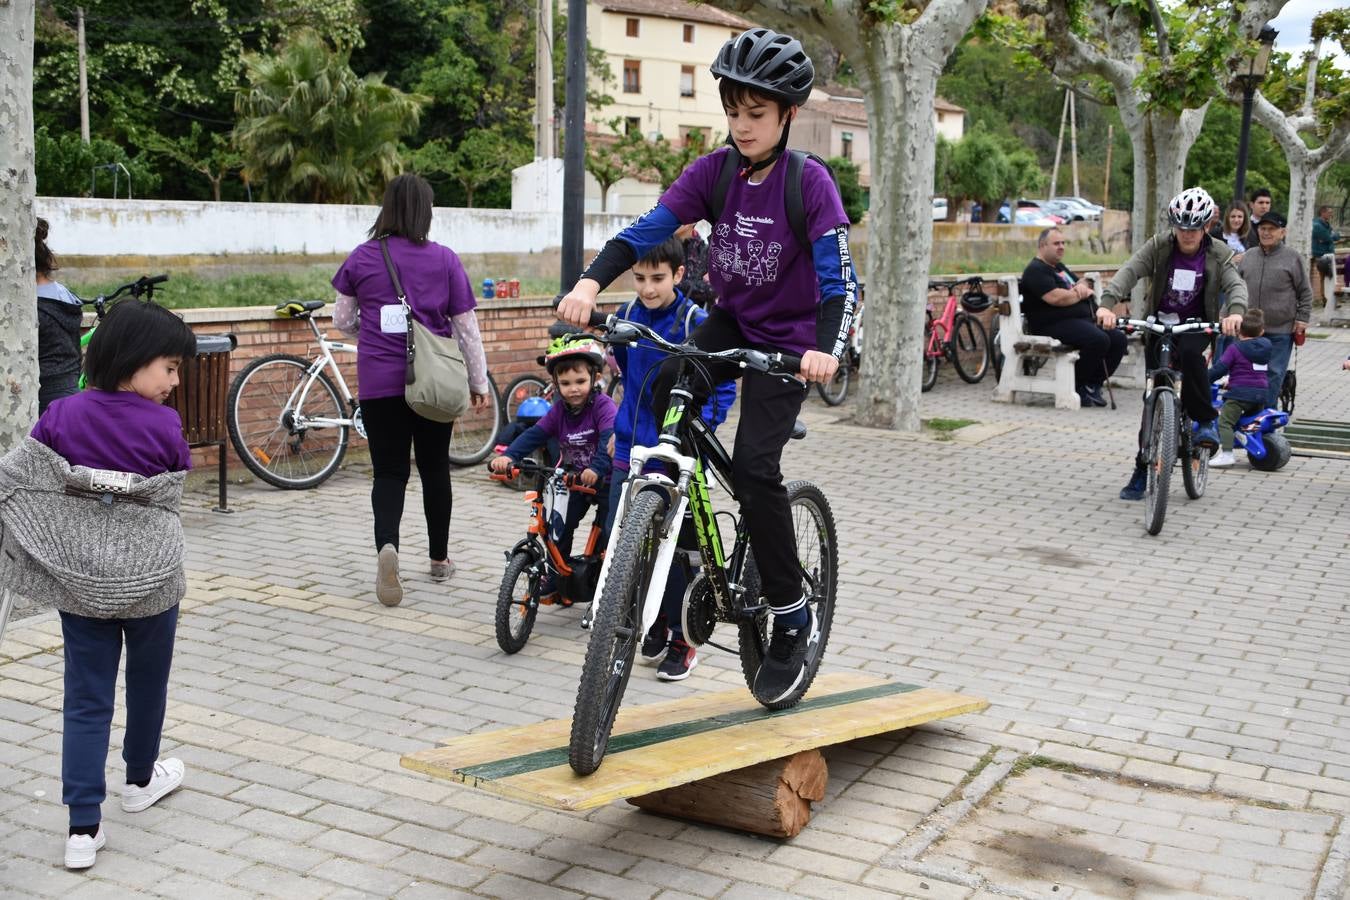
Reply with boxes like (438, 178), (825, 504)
(491, 458), (606, 653)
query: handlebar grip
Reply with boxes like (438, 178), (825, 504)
(776, 353), (803, 375)
(551, 292), (608, 328)
(143, 274), (169, 286)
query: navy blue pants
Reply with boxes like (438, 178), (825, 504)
(61, 605), (178, 827)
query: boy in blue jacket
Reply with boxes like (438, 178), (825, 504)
(607, 236), (737, 681)
(1208, 308), (1272, 468)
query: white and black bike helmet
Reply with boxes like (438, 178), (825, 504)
(1167, 187), (1216, 231)
(710, 28), (815, 106)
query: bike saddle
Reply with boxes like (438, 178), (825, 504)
(790, 420), (807, 440)
(275, 299), (325, 318)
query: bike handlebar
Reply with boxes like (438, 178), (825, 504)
(1114, 317), (1221, 336)
(487, 456), (599, 493)
(928, 275), (985, 293)
(552, 294), (802, 377)
(83, 274), (170, 312)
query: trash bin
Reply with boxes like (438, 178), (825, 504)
(166, 332), (237, 512)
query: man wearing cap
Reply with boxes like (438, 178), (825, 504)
(1239, 210), (1312, 409)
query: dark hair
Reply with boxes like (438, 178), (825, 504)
(368, 174), (434, 243)
(1037, 227), (1063, 247)
(1250, 188), (1271, 202)
(84, 299), (197, 393)
(636, 236), (686, 274)
(717, 79), (790, 118)
(1224, 204), (1249, 238)
(1320, 205), (1333, 217)
(1240, 308), (1265, 338)
(551, 356), (599, 382)
(35, 218), (56, 277)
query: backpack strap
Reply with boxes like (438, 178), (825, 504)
(708, 147), (741, 226)
(681, 297), (699, 338)
(785, 149), (809, 250)
(619, 297), (637, 321)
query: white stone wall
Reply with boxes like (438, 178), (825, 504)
(33, 197), (635, 257)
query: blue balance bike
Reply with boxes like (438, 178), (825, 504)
(1210, 384), (1291, 471)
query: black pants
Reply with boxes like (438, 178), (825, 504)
(1135, 331), (1216, 465)
(652, 307), (806, 614)
(360, 396), (453, 559)
(1031, 319), (1127, 388)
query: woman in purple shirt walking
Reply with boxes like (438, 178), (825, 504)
(332, 174), (491, 607)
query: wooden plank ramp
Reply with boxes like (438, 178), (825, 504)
(401, 671), (987, 813)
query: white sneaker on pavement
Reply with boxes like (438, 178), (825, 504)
(121, 758), (184, 812)
(64, 826), (105, 870)
(1210, 450), (1236, 468)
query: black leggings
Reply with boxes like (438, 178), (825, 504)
(652, 307), (807, 615)
(359, 396), (453, 559)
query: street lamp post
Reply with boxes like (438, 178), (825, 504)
(1232, 26), (1278, 209)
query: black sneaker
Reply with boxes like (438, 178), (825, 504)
(752, 605), (819, 705)
(656, 638), (697, 681)
(640, 617), (670, 665)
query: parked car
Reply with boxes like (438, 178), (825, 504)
(1043, 200), (1091, 222)
(933, 197), (948, 221)
(1015, 199), (1065, 224)
(1014, 208), (1059, 227)
(1051, 196), (1104, 219)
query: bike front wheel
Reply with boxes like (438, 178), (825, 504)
(227, 353), (349, 489)
(921, 321), (940, 392)
(1181, 418), (1209, 500)
(1145, 391), (1177, 535)
(569, 489), (665, 774)
(495, 551), (541, 654)
(737, 480), (839, 711)
(448, 372), (502, 466)
(950, 314), (989, 384)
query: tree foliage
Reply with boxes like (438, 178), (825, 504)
(828, 156), (866, 224)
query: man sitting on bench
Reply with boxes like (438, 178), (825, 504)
(1020, 227), (1126, 407)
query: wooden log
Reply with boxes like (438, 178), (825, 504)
(625, 749), (828, 838)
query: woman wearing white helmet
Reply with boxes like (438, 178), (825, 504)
(1099, 187), (1248, 501)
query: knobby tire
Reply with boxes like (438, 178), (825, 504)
(1145, 392), (1177, 535)
(950, 314), (990, 384)
(495, 551), (540, 654)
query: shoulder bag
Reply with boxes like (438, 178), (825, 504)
(380, 238), (470, 423)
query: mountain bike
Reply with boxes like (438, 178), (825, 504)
(923, 277), (990, 391)
(565, 316), (838, 775)
(1116, 317), (1220, 535)
(491, 458), (606, 654)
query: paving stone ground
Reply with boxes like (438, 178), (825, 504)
(2, 329), (1350, 899)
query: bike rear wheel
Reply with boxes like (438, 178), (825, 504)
(495, 551), (542, 654)
(1249, 431), (1292, 471)
(448, 372), (502, 466)
(737, 480), (838, 711)
(502, 374), (548, 422)
(1180, 417), (1209, 500)
(950, 313), (990, 384)
(921, 320), (939, 392)
(1145, 391), (1177, 535)
(227, 353), (349, 489)
(569, 490), (665, 774)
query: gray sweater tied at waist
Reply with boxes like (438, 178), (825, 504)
(0, 437), (186, 619)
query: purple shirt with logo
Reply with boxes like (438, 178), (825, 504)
(658, 147), (848, 354)
(1158, 246), (1207, 321)
(535, 393), (618, 472)
(32, 390), (192, 477)
(332, 237), (477, 400)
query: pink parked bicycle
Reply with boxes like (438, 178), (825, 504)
(922, 276), (991, 392)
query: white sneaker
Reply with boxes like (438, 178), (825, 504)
(121, 758), (184, 812)
(65, 826), (105, 869)
(1210, 450), (1236, 468)
(376, 544), (403, 607)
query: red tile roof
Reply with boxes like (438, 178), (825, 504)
(599, 0), (754, 29)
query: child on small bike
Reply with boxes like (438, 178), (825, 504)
(0, 299), (195, 871)
(1208, 309), (1272, 468)
(490, 336), (617, 597)
(607, 236), (738, 681)
(559, 27), (856, 705)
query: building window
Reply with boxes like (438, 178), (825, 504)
(680, 66), (695, 98)
(623, 59), (641, 94)
(625, 116), (641, 136)
(626, 17), (639, 37)
(937, 111), (946, 123)
(841, 131), (853, 162)
(683, 24), (695, 43)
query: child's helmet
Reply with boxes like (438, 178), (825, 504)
(544, 334), (606, 376)
(1167, 188), (1216, 231)
(711, 28), (814, 106)
(516, 395), (550, 427)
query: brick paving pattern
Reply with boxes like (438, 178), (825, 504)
(2, 331), (1349, 897)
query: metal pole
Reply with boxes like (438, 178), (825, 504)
(77, 7), (90, 144)
(1100, 123), (1113, 245)
(1069, 91), (1080, 199)
(1233, 81), (1255, 209)
(1049, 90), (1068, 199)
(536, 0), (554, 160)
(560, 0), (586, 292)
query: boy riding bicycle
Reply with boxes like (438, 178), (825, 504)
(559, 27), (856, 705)
(1099, 187), (1247, 501)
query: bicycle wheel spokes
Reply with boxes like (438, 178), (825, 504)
(569, 490), (664, 775)
(1145, 392), (1176, 535)
(950, 315), (989, 384)
(448, 373), (502, 466)
(227, 354), (348, 490)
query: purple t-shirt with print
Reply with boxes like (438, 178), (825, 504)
(332, 237), (477, 400)
(32, 390), (192, 477)
(536, 393), (617, 472)
(1158, 246), (1207, 321)
(658, 147), (849, 354)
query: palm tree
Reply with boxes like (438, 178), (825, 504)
(234, 32), (427, 203)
